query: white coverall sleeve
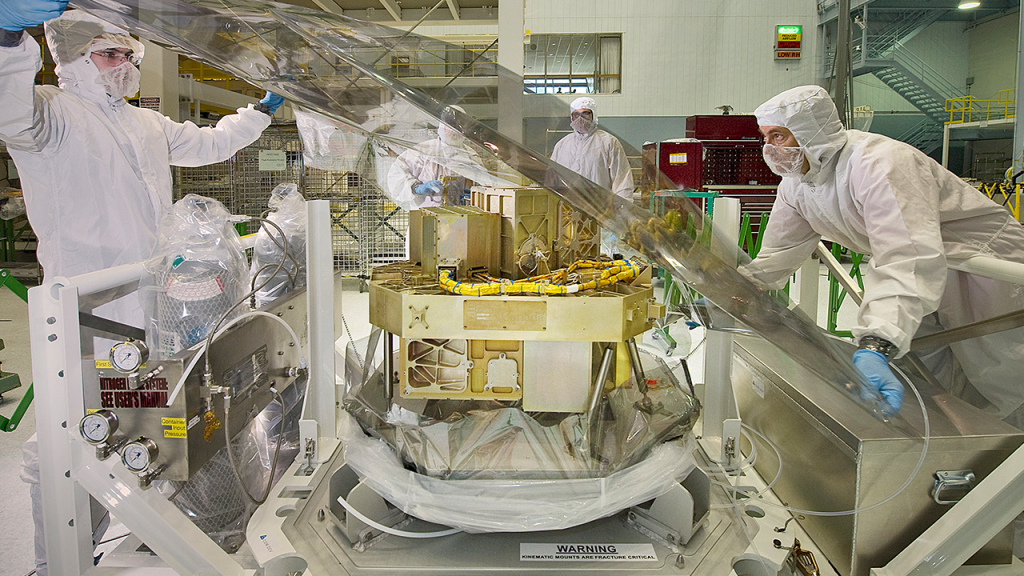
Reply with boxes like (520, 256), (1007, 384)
(740, 191), (820, 290)
(161, 105), (271, 167)
(608, 137), (634, 199)
(386, 148), (432, 210)
(849, 151), (947, 356)
(0, 33), (58, 153)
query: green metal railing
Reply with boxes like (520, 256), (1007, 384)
(647, 198), (863, 337)
(824, 244), (865, 337)
(0, 268), (31, 432)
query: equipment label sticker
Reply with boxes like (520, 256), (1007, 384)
(751, 377), (766, 399)
(163, 417), (187, 438)
(669, 153), (687, 164)
(520, 543), (657, 562)
(259, 149), (287, 171)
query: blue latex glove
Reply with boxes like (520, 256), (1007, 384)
(0, 0), (67, 31)
(414, 180), (443, 196)
(853, 349), (904, 415)
(259, 92), (285, 114)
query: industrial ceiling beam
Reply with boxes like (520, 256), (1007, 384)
(379, 0), (402, 21)
(311, 0), (344, 15)
(446, 0), (461, 21)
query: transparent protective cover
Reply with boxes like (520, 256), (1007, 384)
(250, 182), (306, 307)
(139, 193), (249, 360)
(75, 0), (904, 425)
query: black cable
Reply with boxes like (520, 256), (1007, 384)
(679, 358), (697, 398)
(97, 532), (132, 546)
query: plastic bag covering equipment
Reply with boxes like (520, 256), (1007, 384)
(338, 411), (698, 533)
(72, 1), (911, 426)
(140, 193), (249, 360)
(250, 182), (307, 308)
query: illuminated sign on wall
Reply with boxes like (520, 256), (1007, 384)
(775, 25), (802, 60)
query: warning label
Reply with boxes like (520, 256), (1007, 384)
(520, 543), (657, 562)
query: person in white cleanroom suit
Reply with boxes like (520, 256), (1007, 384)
(386, 105), (492, 210)
(550, 97), (634, 254)
(550, 96), (634, 199)
(0, 5), (283, 575)
(744, 85), (1024, 432)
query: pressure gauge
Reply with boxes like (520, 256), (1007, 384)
(121, 438), (158, 473)
(79, 410), (118, 444)
(109, 339), (149, 374)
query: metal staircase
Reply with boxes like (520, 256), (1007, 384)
(895, 117), (945, 152)
(844, 7), (964, 154)
(854, 9), (943, 60)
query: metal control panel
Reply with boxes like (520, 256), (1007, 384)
(80, 289), (307, 482)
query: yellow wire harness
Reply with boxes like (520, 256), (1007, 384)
(438, 259), (641, 296)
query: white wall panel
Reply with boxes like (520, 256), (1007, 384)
(523, 0), (820, 117)
(968, 14), (1018, 101)
(904, 21), (970, 93)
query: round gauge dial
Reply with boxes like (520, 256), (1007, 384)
(109, 339), (149, 374)
(122, 438), (158, 473)
(79, 410), (118, 444)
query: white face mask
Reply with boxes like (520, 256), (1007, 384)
(570, 115), (595, 136)
(96, 61), (141, 100)
(762, 144), (806, 177)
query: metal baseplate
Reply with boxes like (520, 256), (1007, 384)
(240, 437), (839, 576)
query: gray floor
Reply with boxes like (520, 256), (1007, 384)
(0, 282), (35, 576)
(0, 268), (857, 576)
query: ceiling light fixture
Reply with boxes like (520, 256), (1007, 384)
(958, 1), (980, 9)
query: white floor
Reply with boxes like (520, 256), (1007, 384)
(0, 267), (857, 576)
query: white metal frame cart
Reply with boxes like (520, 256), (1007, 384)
(27, 198), (1024, 576)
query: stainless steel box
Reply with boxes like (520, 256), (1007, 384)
(730, 333), (1024, 576)
(81, 290), (307, 481)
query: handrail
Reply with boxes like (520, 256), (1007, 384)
(896, 117), (942, 148)
(890, 45), (966, 102)
(945, 90), (1016, 125)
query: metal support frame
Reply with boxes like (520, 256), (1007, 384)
(703, 197), (740, 442)
(30, 261), (250, 575)
(1012, 5), (1024, 177)
(302, 200), (336, 465)
(27, 203), (335, 575)
(791, 256), (820, 321)
(834, 0), (852, 126)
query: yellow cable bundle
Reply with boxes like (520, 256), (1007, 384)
(438, 259), (640, 297)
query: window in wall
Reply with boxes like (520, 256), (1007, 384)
(524, 34), (621, 95)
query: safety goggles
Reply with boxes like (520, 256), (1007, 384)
(570, 110), (594, 120)
(91, 49), (141, 67)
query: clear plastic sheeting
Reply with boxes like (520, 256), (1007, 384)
(342, 336), (699, 481)
(168, 378), (305, 551)
(338, 410), (697, 533)
(140, 194), (249, 360)
(293, 108), (366, 173)
(71, 0), (914, 428)
(250, 183), (307, 308)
